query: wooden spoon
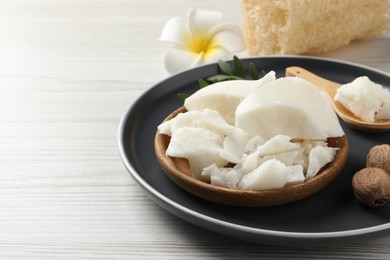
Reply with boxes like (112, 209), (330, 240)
(286, 66), (390, 133)
(155, 107), (348, 207)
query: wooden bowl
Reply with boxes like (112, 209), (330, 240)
(155, 107), (349, 207)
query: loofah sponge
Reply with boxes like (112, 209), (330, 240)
(241, 0), (390, 55)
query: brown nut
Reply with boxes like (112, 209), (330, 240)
(352, 168), (390, 207)
(366, 144), (390, 174)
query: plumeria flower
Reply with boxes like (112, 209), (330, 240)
(160, 8), (246, 74)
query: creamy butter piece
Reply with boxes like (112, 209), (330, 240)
(334, 76), (390, 122)
(201, 135), (337, 190)
(235, 77), (344, 140)
(184, 71), (276, 124)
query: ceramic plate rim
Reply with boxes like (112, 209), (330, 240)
(118, 55), (390, 243)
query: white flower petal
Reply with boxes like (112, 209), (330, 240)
(202, 46), (231, 64)
(190, 52), (206, 67)
(187, 8), (223, 37)
(159, 17), (188, 47)
(164, 46), (232, 74)
(210, 24), (246, 52)
(160, 8), (246, 74)
(163, 47), (200, 74)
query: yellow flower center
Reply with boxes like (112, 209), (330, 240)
(187, 33), (216, 56)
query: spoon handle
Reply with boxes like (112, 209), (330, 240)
(285, 66), (340, 98)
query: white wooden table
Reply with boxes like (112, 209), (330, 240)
(0, 1), (389, 259)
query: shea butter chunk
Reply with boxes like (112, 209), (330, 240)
(185, 71), (275, 124)
(236, 77), (344, 140)
(306, 146), (338, 179)
(237, 159), (305, 190)
(158, 109), (233, 136)
(334, 76), (390, 122)
(167, 127), (227, 181)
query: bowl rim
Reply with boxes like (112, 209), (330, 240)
(154, 106), (349, 207)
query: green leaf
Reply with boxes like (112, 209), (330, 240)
(177, 93), (190, 100)
(207, 74), (241, 82)
(177, 56), (267, 100)
(217, 59), (233, 76)
(198, 78), (209, 88)
(249, 63), (259, 80)
(233, 56), (246, 79)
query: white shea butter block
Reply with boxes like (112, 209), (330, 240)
(335, 76), (390, 122)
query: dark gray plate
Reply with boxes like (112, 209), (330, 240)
(118, 56), (390, 246)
